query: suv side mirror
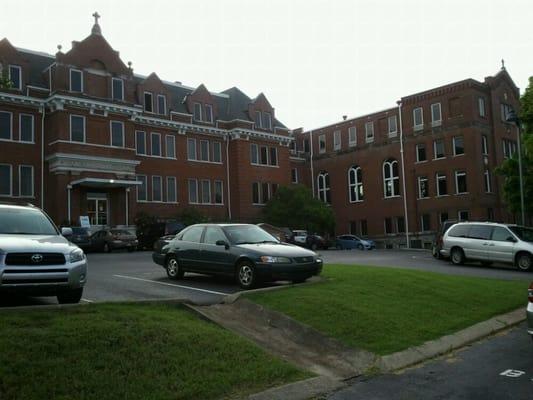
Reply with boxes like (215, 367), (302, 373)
(506, 236), (517, 243)
(216, 240), (229, 249)
(61, 227), (73, 237)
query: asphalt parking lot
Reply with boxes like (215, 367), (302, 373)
(1, 248), (532, 308)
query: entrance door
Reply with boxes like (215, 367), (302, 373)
(87, 197), (108, 226)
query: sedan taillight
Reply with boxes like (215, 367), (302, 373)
(529, 282), (533, 303)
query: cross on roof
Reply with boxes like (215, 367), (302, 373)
(92, 12), (100, 25)
(501, 59), (505, 70)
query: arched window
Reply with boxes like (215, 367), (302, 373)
(383, 159), (400, 198)
(317, 171), (331, 203)
(348, 166), (363, 202)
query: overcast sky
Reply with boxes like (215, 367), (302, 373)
(2, 0), (532, 130)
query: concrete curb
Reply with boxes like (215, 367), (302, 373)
(247, 376), (345, 400)
(379, 307), (526, 372)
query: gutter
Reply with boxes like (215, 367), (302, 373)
(309, 130), (315, 197)
(226, 134), (232, 220)
(397, 101), (410, 248)
(40, 104), (45, 209)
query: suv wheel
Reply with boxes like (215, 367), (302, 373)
(166, 256), (184, 279)
(57, 288), (83, 304)
(516, 253), (532, 272)
(237, 261), (256, 289)
(450, 248), (465, 265)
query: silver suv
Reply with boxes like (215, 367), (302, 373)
(0, 203), (88, 303)
(441, 222), (533, 271)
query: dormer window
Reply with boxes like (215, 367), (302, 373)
(254, 111), (262, 128)
(193, 102), (202, 121)
(8, 65), (21, 90)
(157, 95), (166, 115)
(263, 112), (272, 130)
(69, 69), (83, 93)
(112, 78), (124, 101)
(144, 92), (153, 112)
(205, 104), (213, 123)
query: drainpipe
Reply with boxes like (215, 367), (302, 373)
(40, 104), (45, 209)
(309, 130), (315, 197)
(397, 101), (410, 248)
(225, 134), (232, 221)
(67, 184), (72, 223)
(125, 188), (130, 226)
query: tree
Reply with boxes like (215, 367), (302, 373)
(0, 67), (13, 89)
(496, 76), (533, 218)
(262, 185), (335, 234)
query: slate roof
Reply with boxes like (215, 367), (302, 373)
(17, 48), (55, 88)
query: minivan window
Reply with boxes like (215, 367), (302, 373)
(468, 225), (492, 240)
(509, 226), (533, 242)
(0, 208), (58, 235)
(181, 226), (204, 243)
(447, 224), (470, 238)
(492, 227), (514, 242)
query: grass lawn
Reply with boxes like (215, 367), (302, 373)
(0, 303), (311, 400)
(248, 264), (528, 355)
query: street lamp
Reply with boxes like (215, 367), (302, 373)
(505, 108), (526, 226)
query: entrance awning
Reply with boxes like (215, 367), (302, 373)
(69, 178), (143, 189)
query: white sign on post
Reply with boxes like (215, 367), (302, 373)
(79, 216), (91, 228)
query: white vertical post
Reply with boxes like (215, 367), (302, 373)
(67, 184), (72, 223)
(125, 187), (130, 226)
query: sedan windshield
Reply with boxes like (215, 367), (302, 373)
(509, 226), (533, 242)
(0, 208), (58, 235)
(223, 225), (279, 245)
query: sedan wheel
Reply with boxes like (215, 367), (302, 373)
(450, 248), (465, 265)
(516, 253), (532, 272)
(237, 262), (256, 289)
(356, 244), (364, 250)
(166, 256), (184, 279)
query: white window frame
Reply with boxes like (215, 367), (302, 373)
(144, 91), (154, 113)
(152, 175), (163, 202)
(70, 114), (86, 143)
(18, 165), (34, 198)
(484, 170), (492, 193)
(388, 115), (397, 137)
(365, 121), (374, 143)
(269, 147), (278, 166)
(19, 113), (34, 143)
(348, 126), (357, 147)
(205, 104), (213, 123)
(150, 132), (162, 157)
(436, 173), (447, 196)
(187, 138), (197, 160)
(201, 179), (211, 204)
(383, 159), (400, 198)
(263, 112), (272, 130)
(194, 102), (202, 122)
(317, 172), (330, 203)
(188, 178), (199, 204)
(458, 210), (469, 221)
(135, 130), (147, 155)
(453, 136), (464, 156)
(478, 97), (486, 117)
(212, 141), (222, 163)
(0, 163), (12, 196)
(318, 134), (326, 153)
(433, 139), (445, 159)
(348, 166), (363, 203)
(110, 120), (125, 148)
(250, 143), (259, 165)
(0, 111), (13, 141)
(112, 77), (124, 101)
(413, 107), (424, 130)
(166, 177), (177, 203)
(431, 103), (442, 126)
(69, 68), (83, 93)
(291, 168), (298, 184)
(259, 145), (269, 165)
(417, 176), (429, 199)
(482, 135), (488, 155)
(199, 139), (210, 161)
(8, 65), (22, 90)
(157, 94), (167, 115)
(165, 135), (176, 159)
(136, 175), (148, 202)
(333, 130), (341, 151)
(254, 111), (262, 128)
(416, 143), (426, 162)
(455, 171), (468, 194)
(214, 180), (224, 204)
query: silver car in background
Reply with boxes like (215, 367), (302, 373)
(440, 222), (533, 271)
(0, 203), (88, 304)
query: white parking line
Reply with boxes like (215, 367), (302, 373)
(113, 274), (231, 296)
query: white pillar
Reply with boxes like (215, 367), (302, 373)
(125, 187), (130, 226)
(67, 184), (72, 223)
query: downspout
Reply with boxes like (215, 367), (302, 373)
(225, 134), (232, 221)
(309, 130), (315, 197)
(397, 101), (410, 248)
(40, 104), (45, 209)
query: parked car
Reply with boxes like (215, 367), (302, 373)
(68, 227), (92, 250)
(91, 228), (138, 252)
(137, 220), (185, 250)
(441, 222), (533, 271)
(336, 234), (375, 250)
(291, 230), (308, 245)
(431, 220), (457, 258)
(526, 282), (533, 339)
(152, 223), (323, 289)
(0, 202), (87, 304)
(304, 234), (329, 250)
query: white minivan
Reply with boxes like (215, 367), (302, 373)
(441, 222), (533, 271)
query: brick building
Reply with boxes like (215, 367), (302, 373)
(290, 66), (521, 248)
(0, 15), (291, 227)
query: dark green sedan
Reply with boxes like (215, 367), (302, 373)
(152, 223), (323, 289)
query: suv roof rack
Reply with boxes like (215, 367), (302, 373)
(0, 201), (37, 208)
